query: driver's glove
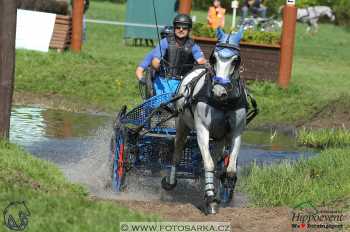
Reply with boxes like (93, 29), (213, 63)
(138, 76), (146, 84)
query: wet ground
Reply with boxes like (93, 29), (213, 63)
(10, 106), (315, 209)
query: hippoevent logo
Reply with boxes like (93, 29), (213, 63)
(3, 201), (31, 231)
(291, 201), (348, 230)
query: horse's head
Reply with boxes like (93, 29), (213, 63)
(210, 27), (244, 100)
(320, 6), (336, 22)
(327, 8), (336, 21)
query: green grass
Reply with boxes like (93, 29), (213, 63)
(15, 2), (350, 127)
(0, 140), (158, 231)
(241, 148), (350, 209)
(86, 1), (122, 21)
(12, 1), (350, 213)
(298, 128), (350, 148)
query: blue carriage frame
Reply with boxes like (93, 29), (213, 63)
(111, 93), (203, 191)
(111, 92), (245, 204)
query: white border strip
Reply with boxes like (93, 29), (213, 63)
(86, 19), (165, 28)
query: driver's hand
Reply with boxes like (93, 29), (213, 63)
(138, 76), (146, 84)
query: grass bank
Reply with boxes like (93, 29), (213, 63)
(242, 125), (350, 209)
(241, 148), (350, 210)
(11, 0), (350, 214)
(298, 128), (350, 148)
(0, 140), (157, 231)
(15, 2), (350, 128)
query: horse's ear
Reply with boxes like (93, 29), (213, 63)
(216, 27), (225, 42)
(230, 26), (244, 45)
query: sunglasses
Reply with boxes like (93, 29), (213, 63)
(175, 26), (189, 30)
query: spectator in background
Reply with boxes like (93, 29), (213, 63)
(241, 0), (267, 20)
(207, 0), (226, 29)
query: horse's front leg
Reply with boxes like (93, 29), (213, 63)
(161, 117), (189, 190)
(226, 108), (246, 176)
(194, 110), (219, 214)
(226, 135), (241, 177)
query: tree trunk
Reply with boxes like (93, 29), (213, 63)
(0, 0), (17, 139)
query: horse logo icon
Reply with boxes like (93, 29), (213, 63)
(3, 201), (30, 231)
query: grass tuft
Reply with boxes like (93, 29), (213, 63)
(241, 148), (350, 208)
(298, 128), (350, 148)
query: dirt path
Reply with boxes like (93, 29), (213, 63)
(13, 91), (103, 113)
(301, 97), (350, 129)
(60, 127), (292, 232)
(117, 200), (291, 232)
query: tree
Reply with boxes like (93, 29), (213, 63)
(0, 0), (17, 139)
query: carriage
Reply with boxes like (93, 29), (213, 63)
(110, 28), (259, 211)
(110, 90), (236, 203)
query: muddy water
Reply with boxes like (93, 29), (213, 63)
(10, 106), (111, 164)
(10, 106), (314, 207)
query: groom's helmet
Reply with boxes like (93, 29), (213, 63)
(160, 26), (174, 39)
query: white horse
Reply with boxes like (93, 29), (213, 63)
(161, 27), (248, 214)
(297, 6), (335, 33)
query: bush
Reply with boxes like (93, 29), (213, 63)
(333, 0), (350, 26)
(18, 0), (69, 14)
(192, 23), (216, 38)
(242, 29), (280, 45)
(192, 23), (280, 45)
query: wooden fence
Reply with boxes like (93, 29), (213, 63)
(49, 15), (72, 52)
(193, 36), (281, 82)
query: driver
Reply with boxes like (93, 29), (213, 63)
(135, 26), (174, 82)
(151, 14), (206, 95)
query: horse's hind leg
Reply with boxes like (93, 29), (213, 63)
(161, 118), (189, 190)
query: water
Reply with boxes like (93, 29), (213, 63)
(10, 106), (111, 164)
(9, 106), (315, 207)
(10, 106), (313, 166)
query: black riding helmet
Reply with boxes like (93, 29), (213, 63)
(160, 26), (174, 39)
(173, 14), (192, 29)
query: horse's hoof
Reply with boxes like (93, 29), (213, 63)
(220, 189), (234, 206)
(161, 177), (177, 191)
(220, 176), (237, 205)
(204, 201), (219, 215)
(204, 196), (220, 215)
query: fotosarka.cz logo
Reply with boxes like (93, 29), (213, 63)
(290, 201), (349, 230)
(3, 201), (31, 231)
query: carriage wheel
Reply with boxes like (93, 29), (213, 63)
(110, 106), (128, 192)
